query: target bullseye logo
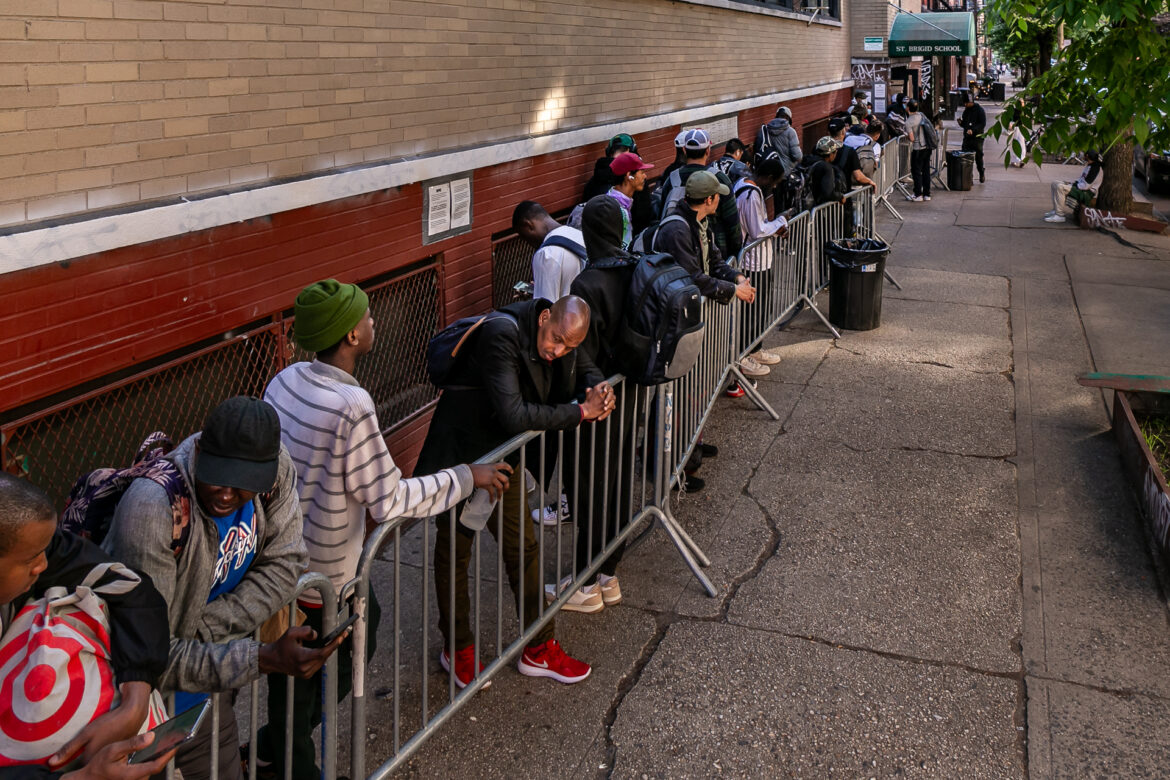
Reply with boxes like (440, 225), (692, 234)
(0, 600), (115, 765)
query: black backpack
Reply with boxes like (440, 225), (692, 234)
(425, 312), (516, 389)
(777, 164), (811, 213)
(620, 252), (705, 385)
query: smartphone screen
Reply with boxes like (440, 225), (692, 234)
(128, 700), (210, 765)
(304, 612), (359, 649)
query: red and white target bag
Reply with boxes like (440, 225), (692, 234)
(0, 562), (167, 766)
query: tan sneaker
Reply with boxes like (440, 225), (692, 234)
(544, 582), (603, 613)
(751, 349), (782, 365)
(739, 356), (771, 378)
(599, 576), (622, 606)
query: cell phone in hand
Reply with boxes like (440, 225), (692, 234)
(303, 612), (359, 649)
(128, 700), (210, 764)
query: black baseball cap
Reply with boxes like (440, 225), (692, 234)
(195, 396), (281, 493)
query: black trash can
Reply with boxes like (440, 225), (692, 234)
(826, 238), (890, 331)
(991, 81), (1006, 102)
(947, 150), (974, 191)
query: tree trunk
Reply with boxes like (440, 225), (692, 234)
(1098, 135), (1134, 214)
(1035, 30), (1054, 75)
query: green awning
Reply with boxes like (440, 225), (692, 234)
(888, 12), (976, 57)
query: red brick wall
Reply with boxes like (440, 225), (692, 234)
(0, 87), (850, 474)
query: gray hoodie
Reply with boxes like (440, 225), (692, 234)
(755, 117), (802, 173)
(905, 112), (939, 152)
(104, 433), (307, 694)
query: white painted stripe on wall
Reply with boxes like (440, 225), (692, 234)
(0, 78), (853, 275)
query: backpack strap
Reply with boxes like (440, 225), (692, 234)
(539, 234), (587, 261)
(650, 214), (687, 253)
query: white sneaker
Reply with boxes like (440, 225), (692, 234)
(738, 356), (771, 378)
(544, 581), (604, 613)
(750, 349), (782, 365)
(530, 494), (570, 526)
(1044, 214), (1067, 223)
(922, 195), (931, 201)
(906, 194), (923, 202)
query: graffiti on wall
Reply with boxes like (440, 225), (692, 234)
(920, 60), (932, 101)
(852, 62), (879, 85)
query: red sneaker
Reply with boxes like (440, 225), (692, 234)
(440, 645), (491, 690)
(517, 639), (591, 684)
(725, 383), (745, 398)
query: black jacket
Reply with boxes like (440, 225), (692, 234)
(653, 200), (740, 304)
(802, 153), (840, 206)
(960, 102), (987, 138)
(658, 163), (743, 259)
(415, 299), (603, 474)
(0, 530), (169, 690)
(573, 196), (639, 378)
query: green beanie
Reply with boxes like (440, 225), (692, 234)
(293, 279), (370, 353)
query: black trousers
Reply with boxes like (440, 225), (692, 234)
(962, 135), (985, 177)
(910, 148), (932, 197)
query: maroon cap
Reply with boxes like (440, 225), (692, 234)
(610, 152), (654, 177)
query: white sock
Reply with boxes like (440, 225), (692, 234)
(598, 574), (616, 586)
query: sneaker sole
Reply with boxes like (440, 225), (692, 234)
(439, 653), (491, 690)
(544, 594), (605, 613)
(601, 591), (622, 606)
(517, 659), (592, 684)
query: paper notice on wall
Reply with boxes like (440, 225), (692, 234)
(874, 81), (887, 99)
(427, 182), (450, 236)
(450, 178), (471, 229)
(684, 114), (738, 146)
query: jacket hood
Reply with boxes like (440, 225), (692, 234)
(581, 194), (635, 263)
(766, 117), (792, 132)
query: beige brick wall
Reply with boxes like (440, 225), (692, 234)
(0, 0), (850, 226)
(850, 0), (917, 58)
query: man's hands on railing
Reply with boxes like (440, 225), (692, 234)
(734, 277), (756, 304)
(259, 625), (348, 679)
(470, 462), (512, 500)
(582, 382), (616, 422)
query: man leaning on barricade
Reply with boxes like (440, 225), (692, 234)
(103, 396), (337, 780)
(416, 295), (615, 689)
(257, 280), (511, 780)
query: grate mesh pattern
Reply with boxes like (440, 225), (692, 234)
(4, 264), (440, 508)
(491, 234), (534, 309)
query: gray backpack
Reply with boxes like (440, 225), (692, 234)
(855, 138), (877, 178)
(658, 169), (685, 220)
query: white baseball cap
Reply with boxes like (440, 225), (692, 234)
(682, 129), (711, 150)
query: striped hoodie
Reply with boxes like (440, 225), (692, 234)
(264, 361), (473, 602)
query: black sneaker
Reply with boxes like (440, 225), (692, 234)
(682, 474), (705, 492)
(700, 443), (719, 458)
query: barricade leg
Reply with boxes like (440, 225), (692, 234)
(727, 361), (779, 420)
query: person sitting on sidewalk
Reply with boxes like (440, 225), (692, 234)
(514, 201), (586, 301)
(104, 396), (334, 780)
(1044, 151), (1103, 223)
(415, 296), (614, 687)
(730, 155), (789, 395)
(0, 474), (168, 775)
(257, 280), (511, 780)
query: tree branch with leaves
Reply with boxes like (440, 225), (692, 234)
(988, 0), (1170, 212)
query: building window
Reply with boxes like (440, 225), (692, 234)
(726, 0), (840, 19)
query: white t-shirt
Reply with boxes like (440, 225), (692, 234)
(532, 225), (586, 302)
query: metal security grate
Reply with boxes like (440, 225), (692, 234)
(3, 262), (441, 508)
(490, 233), (533, 309)
(2, 324), (285, 508)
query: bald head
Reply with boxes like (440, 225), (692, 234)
(536, 296), (591, 362)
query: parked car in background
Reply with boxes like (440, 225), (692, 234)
(1134, 137), (1169, 194)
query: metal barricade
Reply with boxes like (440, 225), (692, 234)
(874, 138), (905, 220)
(163, 572), (341, 780)
(843, 188), (901, 290)
(932, 128), (951, 192)
(347, 374), (715, 778)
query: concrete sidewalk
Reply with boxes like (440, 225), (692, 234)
(373, 102), (1170, 778)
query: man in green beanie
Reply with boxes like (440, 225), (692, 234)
(257, 279), (512, 780)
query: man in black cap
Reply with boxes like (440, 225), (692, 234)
(105, 396), (340, 780)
